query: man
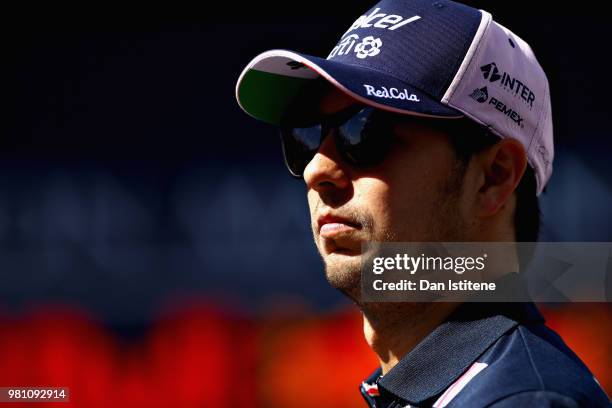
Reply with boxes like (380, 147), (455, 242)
(235, 0), (610, 406)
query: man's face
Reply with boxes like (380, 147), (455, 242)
(304, 89), (470, 301)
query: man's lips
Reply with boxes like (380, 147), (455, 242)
(320, 223), (358, 238)
(317, 214), (361, 238)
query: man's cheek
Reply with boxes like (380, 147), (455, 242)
(306, 194), (320, 243)
(307, 190), (318, 210)
(306, 194), (318, 224)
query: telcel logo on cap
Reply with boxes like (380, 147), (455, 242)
(328, 7), (422, 60)
(342, 7), (422, 37)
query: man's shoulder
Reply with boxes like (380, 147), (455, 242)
(366, 302), (608, 407)
(450, 321), (609, 407)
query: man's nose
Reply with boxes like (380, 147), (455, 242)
(303, 132), (351, 193)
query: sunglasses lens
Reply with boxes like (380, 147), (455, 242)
(279, 108), (395, 178)
(280, 125), (323, 177)
(337, 109), (392, 167)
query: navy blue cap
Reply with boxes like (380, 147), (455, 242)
(236, 0), (482, 121)
(235, 0), (554, 194)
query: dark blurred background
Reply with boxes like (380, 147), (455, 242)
(0, 1), (610, 407)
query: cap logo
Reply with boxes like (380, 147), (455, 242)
(329, 34), (384, 59)
(354, 36), (383, 59)
(342, 8), (422, 38)
(488, 96), (524, 128)
(469, 86), (524, 127)
(329, 7), (422, 60)
(364, 84), (420, 102)
(286, 61), (307, 70)
(469, 86), (489, 103)
(480, 62), (502, 82)
(480, 62), (536, 109)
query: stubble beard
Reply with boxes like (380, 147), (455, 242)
(321, 223), (396, 305)
(317, 207), (376, 302)
(319, 162), (468, 307)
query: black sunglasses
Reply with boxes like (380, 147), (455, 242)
(279, 106), (397, 178)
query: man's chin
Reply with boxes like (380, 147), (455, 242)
(323, 252), (363, 302)
(322, 247), (362, 269)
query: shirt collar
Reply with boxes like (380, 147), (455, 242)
(365, 301), (544, 406)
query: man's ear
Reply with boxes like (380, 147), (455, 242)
(474, 138), (527, 217)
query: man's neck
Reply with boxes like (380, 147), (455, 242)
(361, 302), (459, 374)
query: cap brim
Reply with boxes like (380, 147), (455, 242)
(236, 49), (463, 125)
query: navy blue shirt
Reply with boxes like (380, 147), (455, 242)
(360, 302), (610, 407)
